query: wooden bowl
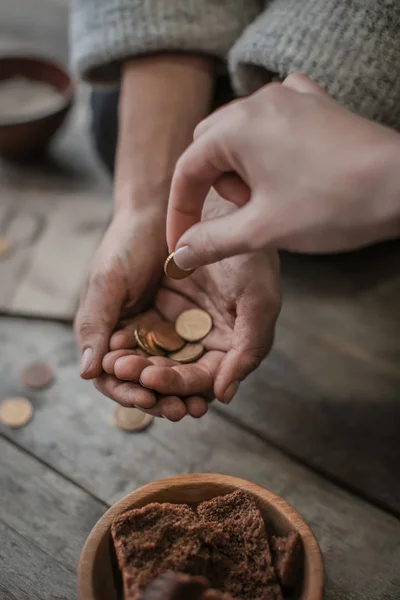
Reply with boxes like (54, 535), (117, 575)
(0, 55), (74, 161)
(78, 474), (324, 600)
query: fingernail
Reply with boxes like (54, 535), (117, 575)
(139, 376), (150, 389)
(173, 246), (200, 271)
(80, 348), (93, 375)
(223, 381), (240, 404)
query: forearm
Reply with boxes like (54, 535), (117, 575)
(114, 53), (215, 218)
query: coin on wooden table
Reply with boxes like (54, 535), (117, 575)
(0, 235), (12, 258)
(151, 321), (185, 352)
(0, 397), (33, 428)
(175, 309), (213, 342)
(168, 343), (205, 363)
(145, 332), (166, 357)
(21, 361), (54, 389)
(113, 406), (153, 432)
(164, 252), (195, 280)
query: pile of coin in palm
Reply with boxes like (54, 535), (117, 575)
(111, 252), (212, 432)
(134, 308), (213, 363)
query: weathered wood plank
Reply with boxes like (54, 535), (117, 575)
(0, 521), (77, 600)
(1, 317), (400, 600)
(1, 5), (400, 600)
(219, 245), (400, 515)
(281, 245), (400, 372)
(220, 319), (400, 511)
(0, 437), (106, 569)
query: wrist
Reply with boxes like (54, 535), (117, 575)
(111, 202), (168, 254)
(114, 53), (214, 216)
(114, 176), (172, 216)
(113, 193), (168, 226)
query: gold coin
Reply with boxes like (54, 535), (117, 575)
(134, 326), (152, 354)
(21, 361), (54, 389)
(175, 309), (213, 342)
(0, 397), (33, 428)
(0, 235), (12, 258)
(168, 343), (205, 363)
(145, 332), (166, 356)
(164, 252), (194, 280)
(151, 321), (185, 352)
(113, 406), (153, 432)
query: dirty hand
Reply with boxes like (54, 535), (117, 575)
(99, 190), (281, 421)
(74, 208), (166, 380)
(75, 52), (216, 417)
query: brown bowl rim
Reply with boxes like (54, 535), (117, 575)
(78, 473), (324, 600)
(0, 54), (74, 127)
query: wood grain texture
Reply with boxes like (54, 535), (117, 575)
(0, 437), (106, 569)
(1, 3), (400, 600)
(0, 435), (106, 600)
(78, 474), (323, 600)
(1, 317), (400, 600)
(0, 521), (76, 600)
(220, 246), (400, 515)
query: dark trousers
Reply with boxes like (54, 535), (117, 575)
(90, 88), (119, 176)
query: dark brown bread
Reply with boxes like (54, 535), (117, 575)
(111, 502), (224, 600)
(202, 589), (235, 600)
(197, 490), (282, 600)
(111, 492), (297, 600)
(141, 572), (208, 600)
(271, 531), (303, 589)
(140, 572), (235, 600)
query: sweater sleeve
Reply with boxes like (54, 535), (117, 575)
(229, 0), (400, 129)
(70, 0), (261, 84)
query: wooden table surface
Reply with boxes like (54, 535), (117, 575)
(1, 2), (400, 599)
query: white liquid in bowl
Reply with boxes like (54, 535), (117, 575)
(0, 76), (67, 123)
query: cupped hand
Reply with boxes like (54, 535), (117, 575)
(75, 209), (224, 420)
(167, 73), (400, 266)
(74, 209), (167, 379)
(98, 192), (281, 421)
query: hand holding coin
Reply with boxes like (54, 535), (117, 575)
(98, 238), (280, 421)
(87, 190), (280, 422)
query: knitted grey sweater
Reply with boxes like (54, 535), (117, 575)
(71, 0), (400, 129)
